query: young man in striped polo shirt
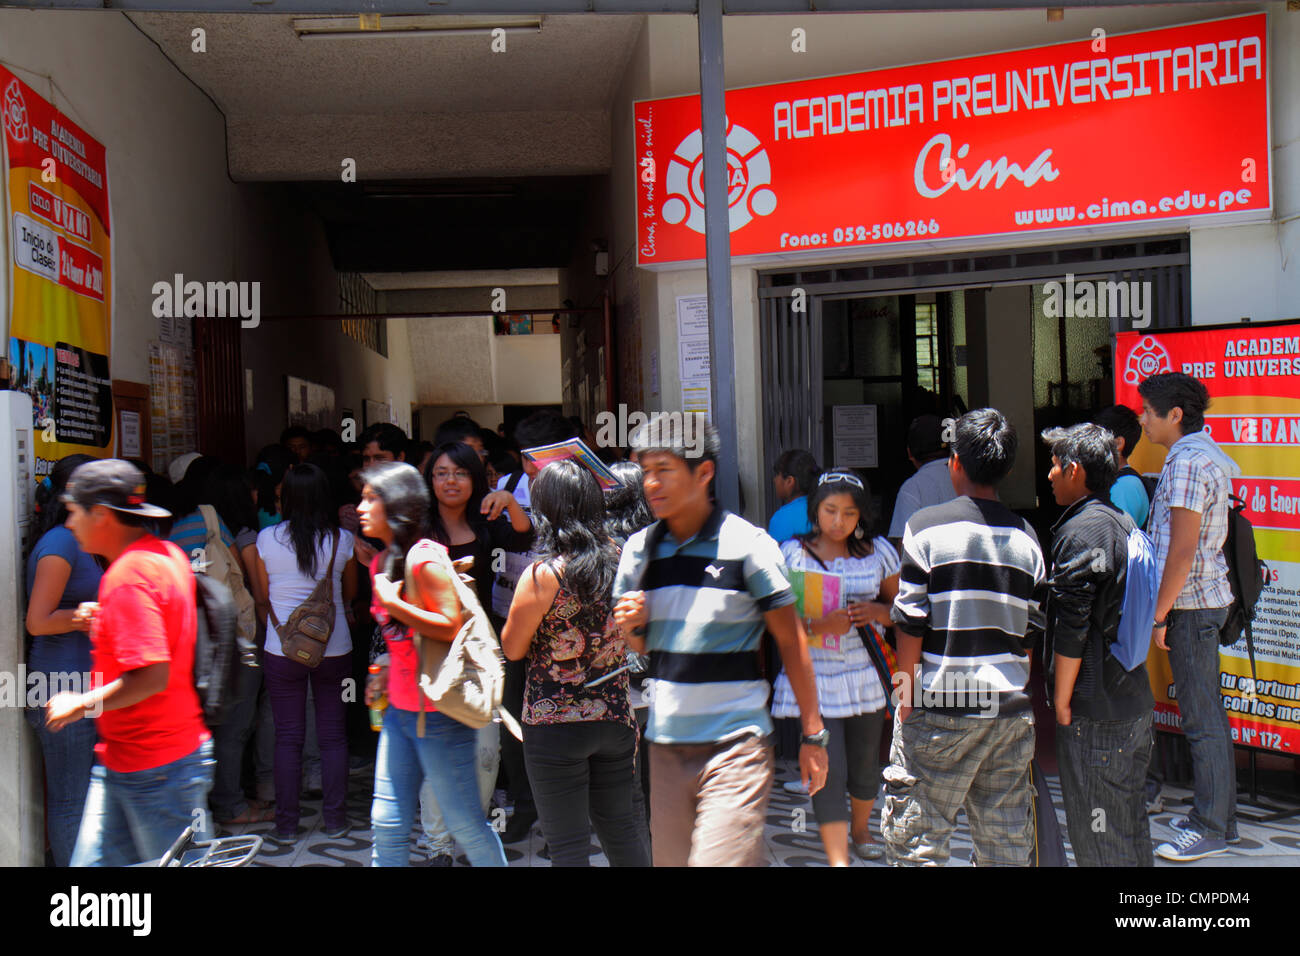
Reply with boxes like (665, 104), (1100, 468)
(613, 414), (827, 866)
(882, 408), (1047, 866)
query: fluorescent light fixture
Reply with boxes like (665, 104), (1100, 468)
(293, 14), (543, 41)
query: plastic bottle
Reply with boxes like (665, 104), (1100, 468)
(368, 664), (387, 731)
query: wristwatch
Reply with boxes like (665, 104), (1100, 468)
(801, 729), (830, 748)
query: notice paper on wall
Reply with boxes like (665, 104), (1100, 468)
(119, 410), (141, 458)
(677, 295), (713, 421)
(832, 404), (879, 468)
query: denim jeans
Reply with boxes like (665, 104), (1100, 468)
(263, 652), (352, 834)
(1056, 712), (1154, 866)
(209, 659), (263, 820)
(371, 708), (507, 867)
(420, 721), (499, 855)
(523, 720), (649, 867)
(25, 708), (96, 867)
(1166, 606), (1236, 840)
(69, 739), (215, 867)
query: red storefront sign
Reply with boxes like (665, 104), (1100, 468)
(635, 13), (1270, 267)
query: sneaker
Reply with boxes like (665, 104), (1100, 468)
(428, 852), (454, 867)
(268, 829), (299, 847)
(1170, 816), (1239, 845)
(348, 754), (373, 774)
(1155, 828), (1227, 862)
(322, 822), (350, 840)
(782, 780), (809, 795)
(1145, 794), (1165, 815)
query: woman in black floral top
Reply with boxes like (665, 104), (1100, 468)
(501, 461), (649, 867)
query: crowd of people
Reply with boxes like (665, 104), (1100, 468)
(23, 371), (1243, 866)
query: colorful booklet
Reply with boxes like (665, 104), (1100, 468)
(522, 437), (623, 490)
(788, 567), (845, 652)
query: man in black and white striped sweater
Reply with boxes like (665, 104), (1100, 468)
(882, 408), (1047, 867)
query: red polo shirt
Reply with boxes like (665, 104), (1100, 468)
(90, 534), (210, 772)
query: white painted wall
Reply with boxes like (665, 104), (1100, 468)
(493, 334), (563, 406)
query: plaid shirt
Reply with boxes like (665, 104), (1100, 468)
(1149, 434), (1233, 610)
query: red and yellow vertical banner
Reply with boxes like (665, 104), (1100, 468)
(1116, 324), (1300, 755)
(3, 67), (112, 481)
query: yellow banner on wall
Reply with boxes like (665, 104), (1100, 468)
(3, 67), (112, 479)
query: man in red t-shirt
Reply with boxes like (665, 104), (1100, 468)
(46, 459), (214, 866)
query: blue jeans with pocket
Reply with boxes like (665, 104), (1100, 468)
(371, 708), (506, 867)
(70, 739), (215, 867)
(25, 707), (97, 867)
(1166, 606), (1236, 840)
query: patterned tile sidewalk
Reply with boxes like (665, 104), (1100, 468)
(228, 758), (1300, 867)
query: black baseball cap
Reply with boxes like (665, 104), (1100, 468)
(63, 459), (172, 518)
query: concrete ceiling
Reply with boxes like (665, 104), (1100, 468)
(126, 12), (643, 179)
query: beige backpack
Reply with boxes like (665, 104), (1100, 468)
(402, 541), (521, 741)
(197, 505), (257, 650)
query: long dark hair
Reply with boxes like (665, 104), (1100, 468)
(801, 470), (877, 558)
(604, 461), (652, 548)
(530, 460), (617, 605)
(277, 463), (338, 576)
(32, 453), (97, 551)
(423, 441), (491, 548)
(201, 464), (258, 537)
(361, 461), (430, 584)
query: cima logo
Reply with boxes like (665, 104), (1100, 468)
(662, 119), (776, 235)
(1124, 336), (1172, 386)
(4, 78), (30, 144)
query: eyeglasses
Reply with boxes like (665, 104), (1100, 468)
(818, 471), (864, 489)
(432, 469), (472, 483)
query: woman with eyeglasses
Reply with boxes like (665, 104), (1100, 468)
(772, 469), (901, 866)
(418, 441), (532, 864)
(423, 441), (532, 611)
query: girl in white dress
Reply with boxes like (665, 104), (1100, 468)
(772, 470), (900, 865)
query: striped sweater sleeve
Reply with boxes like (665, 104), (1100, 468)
(1022, 520), (1048, 652)
(890, 520), (931, 637)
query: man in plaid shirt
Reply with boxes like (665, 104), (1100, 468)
(1138, 372), (1241, 862)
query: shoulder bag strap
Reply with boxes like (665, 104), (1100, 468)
(321, 531), (340, 602)
(799, 537), (831, 572)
